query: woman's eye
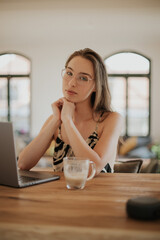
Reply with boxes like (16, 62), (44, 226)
(67, 71), (73, 76)
(80, 76), (88, 81)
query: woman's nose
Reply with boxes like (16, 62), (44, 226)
(68, 76), (77, 86)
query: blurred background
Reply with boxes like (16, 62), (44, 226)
(0, 0), (160, 162)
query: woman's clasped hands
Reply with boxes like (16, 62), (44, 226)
(51, 98), (75, 123)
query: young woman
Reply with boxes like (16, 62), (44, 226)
(18, 48), (123, 175)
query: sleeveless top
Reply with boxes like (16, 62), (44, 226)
(52, 117), (113, 173)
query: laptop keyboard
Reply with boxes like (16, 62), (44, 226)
(18, 175), (40, 183)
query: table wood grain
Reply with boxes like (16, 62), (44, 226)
(0, 172), (160, 240)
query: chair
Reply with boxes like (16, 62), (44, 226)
(114, 159), (143, 173)
(140, 159), (159, 173)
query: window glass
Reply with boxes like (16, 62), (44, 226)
(0, 54), (30, 75)
(0, 78), (8, 121)
(128, 77), (149, 136)
(105, 52), (149, 74)
(104, 51), (150, 136)
(108, 77), (126, 135)
(10, 78), (30, 134)
(0, 53), (31, 135)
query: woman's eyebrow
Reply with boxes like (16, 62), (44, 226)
(67, 67), (73, 71)
(67, 67), (92, 78)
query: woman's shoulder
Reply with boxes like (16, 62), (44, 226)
(101, 111), (123, 131)
(102, 111), (122, 122)
(94, 111), (123, 145)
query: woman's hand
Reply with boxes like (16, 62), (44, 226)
(51, 97), (75, 123)
(51, 98), (64, 121)
(61, 98), (75, 123)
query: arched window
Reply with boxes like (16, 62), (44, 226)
(0, 53), (31, 135)
(104, 51), (151, 137)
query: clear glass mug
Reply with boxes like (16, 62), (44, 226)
(63, 157), (96, 190)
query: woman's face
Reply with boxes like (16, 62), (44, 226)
(62, 56), (95, 103)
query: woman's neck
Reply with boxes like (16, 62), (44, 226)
(73, 101), (94, 123)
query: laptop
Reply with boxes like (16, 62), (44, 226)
(0, 121), (60, 188)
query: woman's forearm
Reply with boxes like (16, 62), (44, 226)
(62, 113), (122, 175)
(18, 116), (61, 170)
(63, 118), (101, 174)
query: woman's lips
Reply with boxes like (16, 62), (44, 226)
(66, 90), (77, 95)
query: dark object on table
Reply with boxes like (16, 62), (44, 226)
(126, 196), (160, 220)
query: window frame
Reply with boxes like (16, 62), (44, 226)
(104, 50), (151, 137)
(0, 52), (31, 135)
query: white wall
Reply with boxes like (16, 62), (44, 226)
(0, 0), (160, 141)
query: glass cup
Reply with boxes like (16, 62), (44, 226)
(63, 157), (96, 190)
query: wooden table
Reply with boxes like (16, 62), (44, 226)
(0, 172), (160, 240)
